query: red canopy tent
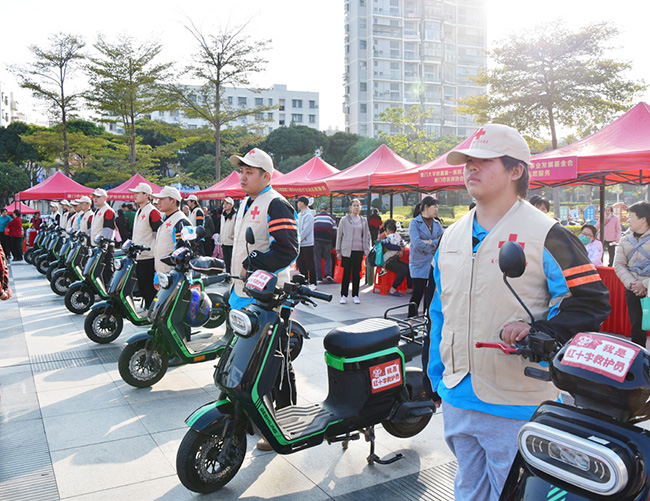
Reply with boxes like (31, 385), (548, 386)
(531, 102), (650, 186)
(5, 201), (38, 214)
(195, 171), (245, 200)
(16, 171), (93, 201)
(273, 157), (339, 196)
(294, 144), (416, 195)
(107, 174), (162, 201)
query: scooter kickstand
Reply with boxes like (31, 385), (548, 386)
(364, 426), (404, 465)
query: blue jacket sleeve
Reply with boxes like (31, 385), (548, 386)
(428, 249), (445, 392)
(409, 218), (429, 254)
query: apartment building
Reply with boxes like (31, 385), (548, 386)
(344, 0), (486, 138)
(106, 84), (320, 135)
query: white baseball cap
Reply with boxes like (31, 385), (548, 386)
(152, 186), (182, 202)
(127, 182), (153, 195)
(70, 199), (79, 206)
(60, 200), (70, 206)
(447, 124), (531, 166)
(92, 188), (108, 197)
(230, 148), (274, 174)
(223, 197), (234, 205)
(77, 196), (92, 204)
(186, 194), (199, 202)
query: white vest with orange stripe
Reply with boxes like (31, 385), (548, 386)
(437, 199), (563, 406)
(231, 187), (294, 297)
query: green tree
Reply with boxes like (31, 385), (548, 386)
(321, 131), (361, 168)
(0, 162), (31, 206)
(165, 20), (272, 181)
(11, 33), (85, 175)
(0, 122), (41, 169)
(457, 21), (646, 149)
(340, 136), (383, 168)
(378, 105), (437, 163)
(85, 35), (172, 173)
(261, 125), (329, 169)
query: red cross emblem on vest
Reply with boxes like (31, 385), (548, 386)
(141, 214), (146, 220)
(498, 234), (525, 250)
(165, 221), (173, 229)
(250, 206), (260, 220)
(475, 127), (486, 139)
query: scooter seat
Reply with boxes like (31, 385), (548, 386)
(190, 257), (225, 275)
(324, 318), (400, 358)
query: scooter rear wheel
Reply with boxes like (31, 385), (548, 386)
(118, 340), (169, 388)
(176, 428), (246, 493)
(64, 285), (94, 314)
(51, 273), (71, 296)
(382, 368), (433, 438)
(24, 248), (34, 264)
(85, 307), (123, 344)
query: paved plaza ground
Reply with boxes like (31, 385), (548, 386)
(0, 261), (456, 500)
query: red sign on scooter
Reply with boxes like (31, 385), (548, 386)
(560, 332), (641, 383)
(370, 359), (402, 393)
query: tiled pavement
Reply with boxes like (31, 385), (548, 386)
(0, 261), (456, 500)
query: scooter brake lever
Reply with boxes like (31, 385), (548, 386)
(301, 297), (317, 307)
(475, 342), (520, 355)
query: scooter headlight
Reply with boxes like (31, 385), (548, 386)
(518, 422), (628, 496)
(229, 310), (256, 338)
(158, 272), (171, 289)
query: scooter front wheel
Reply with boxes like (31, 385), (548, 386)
(176, 428), (246, 493)
(24, 248), (34, 264)
(85, 307), (124, 344)
(46, 263), (58, 283)
(51, 273), (70, 296)
(64, 285), (94, 314)
(118, 340), (169, 388)
(36, 255), (49, 275)
(288, 323), (306, 360)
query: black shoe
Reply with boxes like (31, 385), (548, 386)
(12, 258), (23, 262)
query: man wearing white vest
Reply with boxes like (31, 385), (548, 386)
(90, 188), (116, 285)
(77, 196), (93, 235)
(128, 182), (162, 308)
(69, 200), (81, 230)
(428, 124), (610, 501)
(151, 186), (190, 280)
(229, 147), (299, 451)
(90, 188), (115, 243)
(59, 200), (70, 229)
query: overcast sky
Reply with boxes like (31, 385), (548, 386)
(1, 0), (648, 133)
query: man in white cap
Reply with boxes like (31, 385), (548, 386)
(186, 194), (205, 227)
(128, 182), (162, 307)
(90, 188), (116, 284)
(69, 199), (81, 230)
(59, 200), (70, 229)
(151, 186), (190, 279)
(90, 188), (115, 244)
(428, 124), (610, 500)
(219, 197), (236, 274)
(50, 201), (61, 226)
(77, 196), (94, 235)
(229, 148), (299, 450)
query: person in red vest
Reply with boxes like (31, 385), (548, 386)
(7, 210), (24, 261)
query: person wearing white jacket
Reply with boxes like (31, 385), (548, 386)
(296, 196), (317, 288)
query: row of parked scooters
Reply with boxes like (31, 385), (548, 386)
(25, 223), (306, 387)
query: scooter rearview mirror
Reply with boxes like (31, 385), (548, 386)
(499, 241), (526, 278)
(245, 227), (255, 245)
(499, 241), (536, 325)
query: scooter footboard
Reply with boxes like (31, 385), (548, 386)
(186, 400), (238, 435)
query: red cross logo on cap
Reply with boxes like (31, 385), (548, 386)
(250, 206), (260, 220)
(498, 234), (525, 250)
(475, 128), (486, 139)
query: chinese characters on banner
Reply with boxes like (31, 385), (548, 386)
(418, 155), (578, 188)
(560, 332), (640, 383)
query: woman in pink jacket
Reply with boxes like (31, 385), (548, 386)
(597, 205), (621, 266)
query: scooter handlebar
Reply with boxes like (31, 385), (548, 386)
(300, 286), (332, 302)
(202, 275), (227, 287)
